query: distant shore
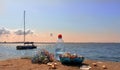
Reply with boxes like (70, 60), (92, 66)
(0, 58), (119, 70)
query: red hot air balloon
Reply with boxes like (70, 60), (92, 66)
(58, 34), (62, 39)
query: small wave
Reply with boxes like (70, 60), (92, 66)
(98, 56), (120, 62)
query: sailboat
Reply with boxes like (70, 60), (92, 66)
(16, 11), (37, 50)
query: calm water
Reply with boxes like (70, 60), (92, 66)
(0, 43), (120, 62)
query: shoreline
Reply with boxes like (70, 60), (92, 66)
(0, 58), (119, 70)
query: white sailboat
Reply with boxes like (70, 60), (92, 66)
(16, 11), (37, 50)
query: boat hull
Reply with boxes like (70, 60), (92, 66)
(16, 45), (37, 50)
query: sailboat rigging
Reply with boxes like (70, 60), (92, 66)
(16, 11), (37, 50)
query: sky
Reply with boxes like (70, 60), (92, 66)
(0, 0), (120, 42)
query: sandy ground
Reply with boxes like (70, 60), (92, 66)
(0, 58), (119, 70)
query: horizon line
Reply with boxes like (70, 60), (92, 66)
(0, 42), (120, 44)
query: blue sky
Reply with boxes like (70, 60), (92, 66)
(0, 0), (120, 42)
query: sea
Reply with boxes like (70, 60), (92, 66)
(0, 43), (120, 62)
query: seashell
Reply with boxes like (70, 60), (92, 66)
(51, 64), (56, 69)
(80, 65), (91, 70)
(54, 63), (57, 66)
(92, 63), (97, 66)
(73, 53), (77, 56)
(63, 53), (68, 57)
(47, 63), (52, 66)
(102, 65), (107, 69)
(70, 55), (75, 59)
(62, 52), (71, 58)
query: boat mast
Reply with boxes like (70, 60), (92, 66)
(24, 10), (26, 43)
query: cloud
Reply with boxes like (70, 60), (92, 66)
(25, 30), (33, 35)
(14, 29), (33, 35)
(0, 27), (10, 36)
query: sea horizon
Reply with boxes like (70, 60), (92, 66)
(0, 42), (120, 44)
